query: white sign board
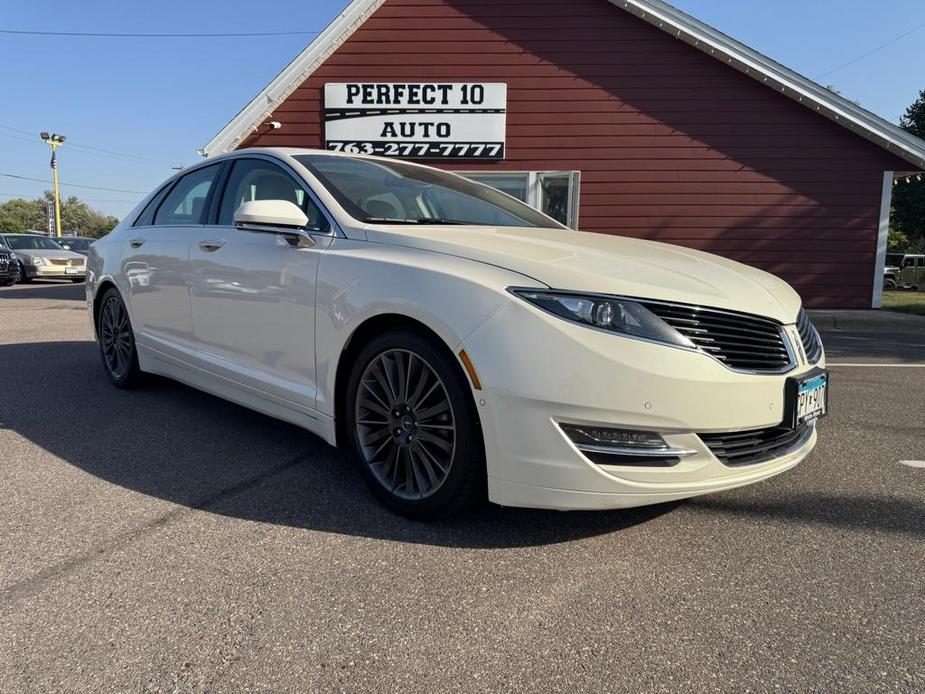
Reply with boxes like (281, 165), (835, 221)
(324, 82), (506, 160)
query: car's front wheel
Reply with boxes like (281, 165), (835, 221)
(16, 263), (31, 283)
(345, 330), (484, 519)
(97, 288), (143, 388)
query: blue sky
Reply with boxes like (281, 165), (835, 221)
(1, 0), (922, 219)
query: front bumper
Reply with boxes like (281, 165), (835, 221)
(22, 264), (86, 280)
(461, 300), (823, 511)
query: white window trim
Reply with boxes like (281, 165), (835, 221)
(456, 170), (581, 228)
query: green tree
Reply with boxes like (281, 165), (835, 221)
(0, 197), (45, 231)
(891, 89), (925, 251)
(0, 193), (119, 238)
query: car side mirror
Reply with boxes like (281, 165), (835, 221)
(233, 199), (316, 246)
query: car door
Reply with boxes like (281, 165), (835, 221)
(121, 163), (224, 359)
(899, 257), (917, 286)
(188, 156), (334, 411)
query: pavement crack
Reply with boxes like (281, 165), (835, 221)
(0, 450), (313, 604)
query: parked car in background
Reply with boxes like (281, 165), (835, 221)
(0, 237), (20, 286)
(897, 254), (924, 290)
(0, 233), (86, 283)
(57, 236), (93, 255)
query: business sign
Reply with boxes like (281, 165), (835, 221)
(324, 82), (506, 160)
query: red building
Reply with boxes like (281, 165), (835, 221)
(203, 0), (925, 309)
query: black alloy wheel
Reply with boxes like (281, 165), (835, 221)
(97, 288), (142, 388)
(346, 330), (484, 518)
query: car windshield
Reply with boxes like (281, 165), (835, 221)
(5, 236), (64, 250)
(295, 154), (562, 228)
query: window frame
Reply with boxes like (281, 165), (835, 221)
(207, 153), (337, 236)
(150, 163), (225, 228)
(455, 170), (580, 229)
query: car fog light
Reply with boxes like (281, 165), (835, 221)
(560, 424), (668, 450)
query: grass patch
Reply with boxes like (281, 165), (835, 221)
(881, 290), (925, 316)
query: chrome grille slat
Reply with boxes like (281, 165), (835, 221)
(641, 301), (794, 373)
(796, 309), (823, 364)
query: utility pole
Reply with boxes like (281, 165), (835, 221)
(40, 132), (66, 237)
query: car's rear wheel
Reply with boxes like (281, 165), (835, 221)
(97, 288), (143, 388)
(345, 330), (484, 519)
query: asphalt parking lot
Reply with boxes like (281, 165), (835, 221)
(1, 282), (923, 693)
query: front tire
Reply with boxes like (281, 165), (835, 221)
(16, 263), (31, 283)
(345, 330), (485, 519)
(97, 288), (143, 389)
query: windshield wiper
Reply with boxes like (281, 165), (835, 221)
(362, 217), (466, 225)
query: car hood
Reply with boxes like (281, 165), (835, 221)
(364, 225), (803, 324)
(16, 248), (85, 260)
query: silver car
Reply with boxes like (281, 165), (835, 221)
(0, 233), (87, 283)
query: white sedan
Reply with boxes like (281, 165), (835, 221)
(86, 148), (826, 518)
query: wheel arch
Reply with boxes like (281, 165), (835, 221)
(332, 313), (476, 448)
(92, 279), (119, 336)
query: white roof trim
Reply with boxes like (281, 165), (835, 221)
(202, 0), (925, 170)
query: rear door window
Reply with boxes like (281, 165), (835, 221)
(153, 164), (222, 226)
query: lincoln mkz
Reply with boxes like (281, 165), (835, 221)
(86, 148), (827, 517)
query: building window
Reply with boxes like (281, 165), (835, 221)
(457, 171), (580, 228)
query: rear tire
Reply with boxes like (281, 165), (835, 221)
(97, 287), (143, 389)
(345, 330), (485, 519)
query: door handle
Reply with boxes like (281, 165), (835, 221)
(198, 239), (225, 252)
(129, 239), (145, 248)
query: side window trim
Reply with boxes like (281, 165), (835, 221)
(206, 160), (235, 225)
(133, 181), (175, 228)
(212, 154), (337, 235)
(151, 162), (223, 227)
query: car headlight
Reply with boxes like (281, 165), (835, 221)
(28, 255), (45, 266)
(511, 289), (695, 348)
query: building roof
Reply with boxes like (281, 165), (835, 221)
(201, 0), (925, 171)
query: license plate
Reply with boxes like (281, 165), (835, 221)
(784, 368), (828, 427)
(65, 266), (78, 274)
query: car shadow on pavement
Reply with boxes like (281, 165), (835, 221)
(0, 339), (674, 549)
(0, 282), (86, 301)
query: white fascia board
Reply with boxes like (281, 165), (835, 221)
(201, 0), (383, 157)
(611, 0), (925, 171)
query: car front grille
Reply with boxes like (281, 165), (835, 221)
(699, 423), (812, 467)
(47, 258), (85, 266)
(796, 309), (822, 364)
(640, 301), (793, 373)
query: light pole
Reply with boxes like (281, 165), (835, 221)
(40, 132), (66, 237)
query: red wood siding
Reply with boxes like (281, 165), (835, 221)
(240, 0), (910, 308)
